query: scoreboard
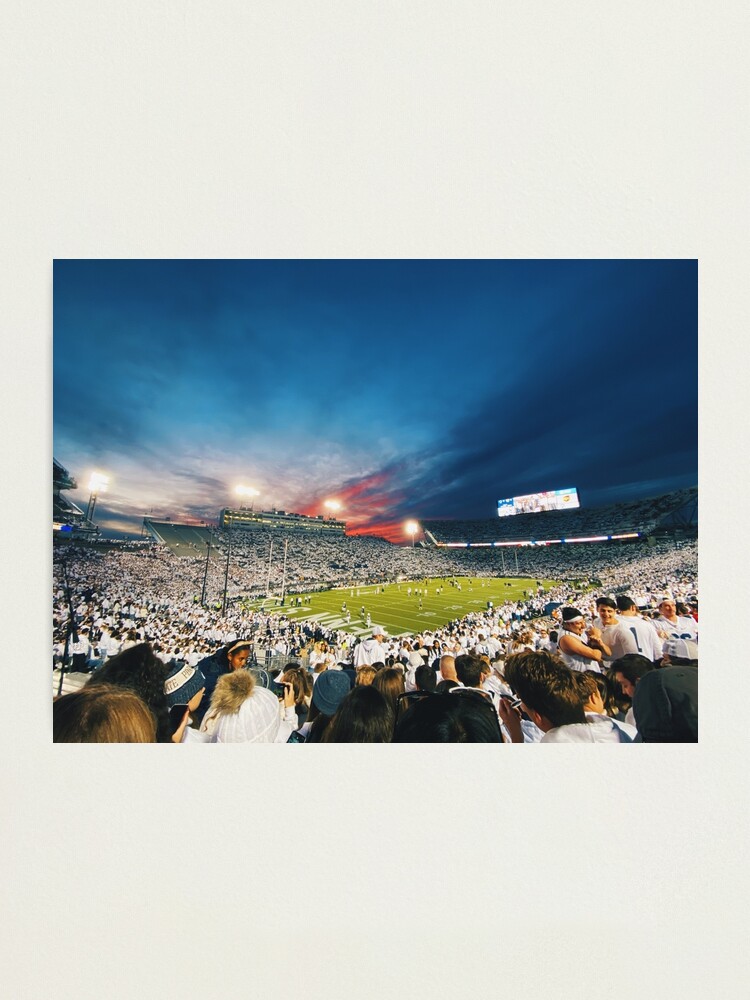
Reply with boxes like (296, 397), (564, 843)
(497, 488), (580, 517)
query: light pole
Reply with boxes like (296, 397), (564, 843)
(405, 521), (418, 547)
(266, 538), (274, 597)
(85, 472), (109, 524)
(201, 527), (213, 606)
(222, 514), (233, 615)
(281, 537), (289, 603)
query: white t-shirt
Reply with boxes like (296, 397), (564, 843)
(651, 615), (698, 643)
(557, 634), (602, 673)
(541, 717), (631, 743)
(611, 616), (664, 661)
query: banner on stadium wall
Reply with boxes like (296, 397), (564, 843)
(497, 488), (580, 517)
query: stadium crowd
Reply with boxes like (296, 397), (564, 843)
(422, 486), (696, 544)
(53, 528), (698, 743)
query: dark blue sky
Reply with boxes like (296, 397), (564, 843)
(53, 259), (697, 541)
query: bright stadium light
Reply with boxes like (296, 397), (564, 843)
(86, 472), (109, 524)
(235, 484), (260, 510)
(405, 520), (419, 547)
(88, 472), (109, 493)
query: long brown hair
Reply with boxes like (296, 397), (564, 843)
(53, 684), (157, 742)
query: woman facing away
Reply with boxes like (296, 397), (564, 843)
(321, 686), (394, 743)
(200, 669), (298, 743)
(85, 642), (172, 742)
(54, 684), (157, 743)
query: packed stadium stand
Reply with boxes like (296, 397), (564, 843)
(421, 487), (697, 544)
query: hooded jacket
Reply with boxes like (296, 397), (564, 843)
(353, 637), (387, 667)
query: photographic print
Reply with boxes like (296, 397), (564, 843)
(52, 259), (698, 744)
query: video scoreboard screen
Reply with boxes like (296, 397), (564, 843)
(497, 488), (580, 517)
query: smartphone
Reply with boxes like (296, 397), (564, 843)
(500, 695), (522, 709)
(169, 704), (189, 732)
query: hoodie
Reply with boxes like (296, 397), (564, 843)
(353, 638), (387, 667)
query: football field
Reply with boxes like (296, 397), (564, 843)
(243, 576), (557, 638)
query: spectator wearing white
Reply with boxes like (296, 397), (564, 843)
(614, 595), (664, 661)
(594, 597), (634, 665)
(404, 648), (427, 691)
(353, 625), (389, 667)
(499, 650), (631, 744)
(556, 607), (609, 673)
(651, 595), (698, 643)
(200, 670), (297, 743)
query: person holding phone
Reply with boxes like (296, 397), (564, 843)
(200, 670), (298, 742)
(163, 660), (207, 743)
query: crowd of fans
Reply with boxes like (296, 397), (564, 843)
(422, 486), (697, 543)
(53, 525), (699, 742)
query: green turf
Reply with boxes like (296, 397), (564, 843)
(242, 576), (558, 637)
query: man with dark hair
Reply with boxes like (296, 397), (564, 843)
(414, 663), (437, 693)
(611, 653), (657, 728)
(557, 607), (610, 672)
(613, 595), (663, 661)
(393, 692), (503, 742)
(455, 654), (486, 689)
(611, 653), (656, 700)
(595, 597), (628, 665)
(499, 650), (632, 742)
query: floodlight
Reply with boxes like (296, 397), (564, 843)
(88, 472), (109, 493)
(405, 520), (419, 546)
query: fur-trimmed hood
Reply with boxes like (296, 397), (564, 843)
(208, 669), (256, 716)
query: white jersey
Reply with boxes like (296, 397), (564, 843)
(651, 615), (698, 643)
(612, 616), (664, 661)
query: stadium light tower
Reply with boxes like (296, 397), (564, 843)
(85, 472), (109, 523)
(235, 484), (259, 510)
(405, 520), (419, 547)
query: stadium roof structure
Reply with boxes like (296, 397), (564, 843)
(53, 458), (77, 493)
